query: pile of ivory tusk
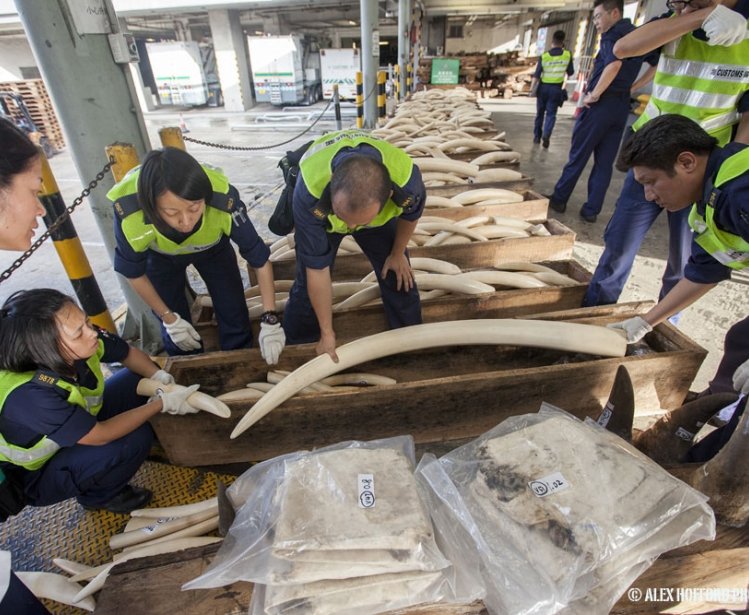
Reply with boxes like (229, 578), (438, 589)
(414, 157), (523, 187)
(196, 258), (577, 318)
(424, 187), (528, 209)
(217, 370), (397, 404)
(34, 498), (222, 608)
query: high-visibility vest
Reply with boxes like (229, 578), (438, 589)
(688, 147), (749, 269)
(0, 341), (107, 470)
(107, 164), (236, 255)
(633, 22), (749, 145)
(299, 130), (417, 234)
(540, 49), (571, 84)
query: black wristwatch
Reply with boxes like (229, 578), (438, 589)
(260, 310), (280, 325)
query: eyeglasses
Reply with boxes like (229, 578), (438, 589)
(665, 0), (693, 11)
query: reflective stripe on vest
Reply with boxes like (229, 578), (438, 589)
(688, 147), (749, 269)
(633, 26), (749, 146)
(299, 130), (414, 234)
(0, 340), (107, 470)
(110, 165), (234, 255)
(540, 50), (571, 84)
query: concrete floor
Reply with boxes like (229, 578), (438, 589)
(0, 96), (744, 393)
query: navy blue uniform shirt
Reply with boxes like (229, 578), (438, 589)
(113, 184), (270, 278)
(292, 143), (426, 271)
(588, 19), (658, 96)
(533, 47), (575, 80)
(0, 329), (130, 457)
(686, 142), (749, 284)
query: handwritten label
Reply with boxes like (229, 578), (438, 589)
(68, 1), (111, 34)
(358, 473), (375, 508)
(529, 472), (570, 498)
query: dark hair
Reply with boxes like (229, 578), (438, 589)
(552, 30), (566, 44)
(0, 289), (79, 376)
(137, 147), (212, 235)
(594, 0), (623, 13)
(0, 118), (40, 192)
(617, 114), (718, 174)
(330, 155), (391, 213)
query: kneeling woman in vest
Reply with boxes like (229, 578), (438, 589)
(0, 289), (202, 515)
(109, 147), (285, 362)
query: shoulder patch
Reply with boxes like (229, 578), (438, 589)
(310, 186), (333, 220)
(391, 183), (418, 212)
(209, 191), (235, 213)
(33, 370), (59, 388)
(113, 194), (142, 220)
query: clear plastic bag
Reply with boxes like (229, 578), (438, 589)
(416, 403), (716, 615)
(185, 436), (449, 590)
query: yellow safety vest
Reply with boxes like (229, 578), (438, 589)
(0, 341), (107, 471)
(299, 130), (416, 234)
(633, 22), (749, 145)
(540, 49), (571, 84)
(688, 147), (749, 269)
(107, 164), (236, 255)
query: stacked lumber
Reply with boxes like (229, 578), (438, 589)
(0, 79), (65, 151)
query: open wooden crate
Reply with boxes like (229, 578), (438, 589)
(425, 175), (534, 197)
(194, 259), (591, 351)
(155, 306), (706, 467)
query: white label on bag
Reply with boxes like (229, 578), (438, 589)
(529, 472), (570, 497)
(358, 473), (375, 508)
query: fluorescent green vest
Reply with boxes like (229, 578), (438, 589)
(299, 130), (414, 234)
(107, 164), (234, 255)
(688, 147), (749, 270)
(633, 23), (749, 145)
(0, 341), (107, 471)
(540, 49), (571, 84)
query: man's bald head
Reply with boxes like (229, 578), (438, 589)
(330, 155), (392, 226)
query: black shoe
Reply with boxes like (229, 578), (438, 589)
(580, 211), (597, 223)
(82, 485), (153, 514)
(548, 197), (566, 213)
(542, 138), (550, 148)
(533, 137), (541, 144)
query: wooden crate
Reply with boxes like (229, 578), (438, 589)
(194, 259), (590, 351)
(94, 528), (749, 614)
(156, 307), (706, 467)
(425, 188), (546, 219)
(0, 79), (65, 151)
(425, 176), (535, 197)
(264, 215), (573, 283)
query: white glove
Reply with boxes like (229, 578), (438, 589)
(163, 314), (202, 351)
(732, 358), (749, 395)
(258, 322), (286, 365)
(702, 5), (748, 47)
(607, 316), (653, 343)
(150, 369), (174, 386)
(153, 384), (200, 415)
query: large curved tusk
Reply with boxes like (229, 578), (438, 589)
(470, 225), (531, 240)
(53, 558), (94, 577)
(231, 320), (627, 438)
(136, 379), (230, 419)
(409, 257), (462, 275)
(121, 516), (219, 554)
(460, 270), (549, 289)
(425, 195), (461, 209)
(267, 370), (335, 393)
(532, 271), (579, 286)
(245, 280), (295, 299)
(420, 172), (469, 185)
(218, 388), (265, 402)
(16, 571), (96, 612)
(246, 382), (274, 393)
(416, 221), (489, 241)
(333, 285), (382, 312)
(413, 158), (480, 177)
(414, 273), (495, 295)
(452, 188), (524, 205)
(109, 508), (218, 551)
(131, 497), (218, 519)
(470, 151), (521, 165)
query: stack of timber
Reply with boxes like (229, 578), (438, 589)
(0, 79), (65, 151)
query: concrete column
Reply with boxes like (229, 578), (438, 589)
(208, 9), (254, 111)
(14, 0), (162, 351)
(398, 0), (410, 98)
(360, 0), (379, 127)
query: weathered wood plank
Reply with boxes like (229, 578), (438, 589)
(158, 311), (706, 467)
(195, 259), (590, 351)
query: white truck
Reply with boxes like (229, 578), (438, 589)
(320, 48), (360, 100)
(247, 35), (321, 105)
(145, 41), (209, 106)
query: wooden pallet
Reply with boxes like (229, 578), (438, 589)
(0, 79), (65, 151)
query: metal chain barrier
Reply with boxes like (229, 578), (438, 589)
(0, 158), (114, 284)
(183, 81), (379, 152)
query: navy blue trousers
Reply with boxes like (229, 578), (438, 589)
(283, 219), (422, 344)
(686, 395), (746, 462)
(551, 94), (630, 217)
(707, 315), (749, 395)
(19, 369), (153, 508)
(533, 84), (564, 141)
(146, 237), (251, 355)
(0, 570), (50, 614)
(583, 168), (693, 306)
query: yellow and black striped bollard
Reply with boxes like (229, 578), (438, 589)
(356, 71), (364, 129)
(377, 71), (386, 123)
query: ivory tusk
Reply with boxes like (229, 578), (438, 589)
(333, 285), (382, 312)
(470, 151), (521, 165)
(332, 281), (377, 297)
(268, 370), (335, 392)
(246, 382), (274, 393)
(416, 221), (488, 241)
(136, 379), (230, 419)
(130, 496), (218, 519)
(409, 257), (462, 275)
(53, 558), (94, 577)
(452, 188), (524, 205)
(109, 508), (218, 551)
(425, 195), (461, 208)
(473, 169), (525, 183)
(532, 271), (579, 286)
(413, 273), (495, 295)
(460, 270), (549, 289)
(420, 172), (468, 185)
(72, 537), (223, 602)
(471, 225), (531, 240)
(245, 280), (295, 299)
(230, 320), (627, 438)
(413, 158), (480, 177)
(217, 388), (265, 402)
(120, 515), (219, 554)
(16, 571), (96, 612)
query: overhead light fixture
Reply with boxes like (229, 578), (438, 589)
(348, 20), (356, 25)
